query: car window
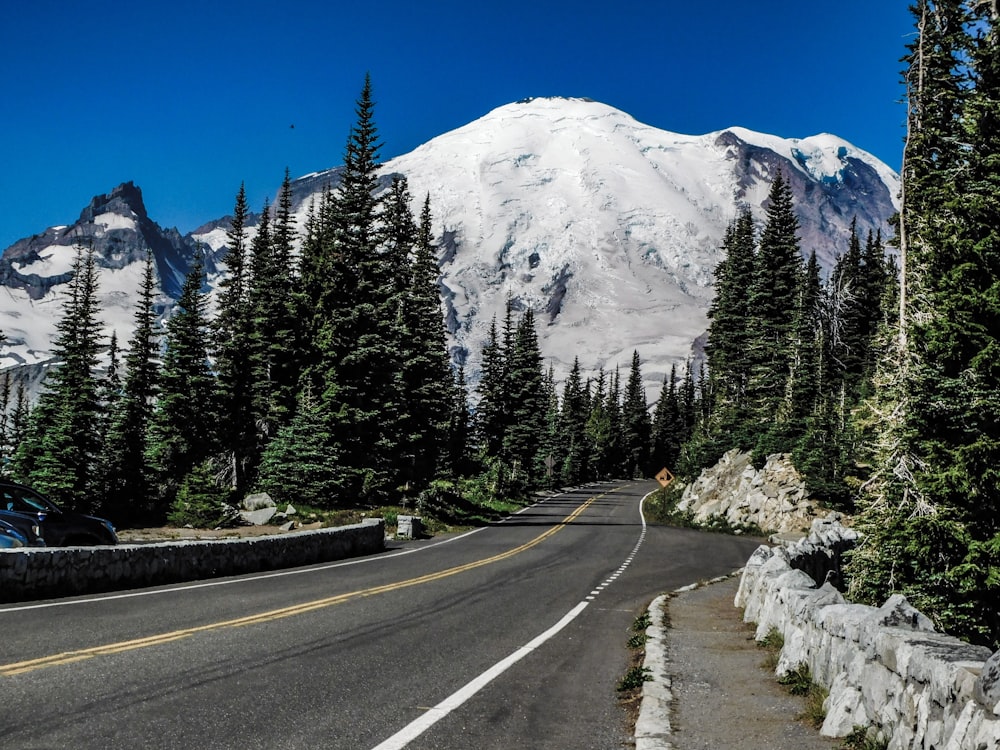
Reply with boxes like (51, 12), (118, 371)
(0, 487), (52, 513)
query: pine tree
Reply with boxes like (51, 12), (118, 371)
(99, 254), (159, 521)
(475, 317), (508, 459)
(703, 210), (757, 455)
(446, 365), (473, 479)
(743, 173), (804, 461)
(311, 75), (403, 502)
(147, 259), (218, 509)
(849, 2), (1000, 646)
(621, 351), (651, 477)
(14, 246), (104, 511)
(503, 309), (548, 483)
(650, 366), (682, 474)
(256, 384), (343, 507)
(396, 189), (454, 490)
(559, 357), (591, 484)
(214, 184), (256, 495)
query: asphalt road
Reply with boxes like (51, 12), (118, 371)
(0, 480), (762, 750)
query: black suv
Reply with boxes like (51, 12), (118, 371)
(0, 481), (118, 547)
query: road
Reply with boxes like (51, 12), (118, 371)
(0, 480), (761, 749)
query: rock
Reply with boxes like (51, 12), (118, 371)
(239, 507), (277, 526)
(278, 521), (295, 532)
(821, 677), (869, 738)
(974, 650), (1000, 712)
(242, 493), (276, 511)
(285, 504), (297, 517)
(874, 594), (936, 632)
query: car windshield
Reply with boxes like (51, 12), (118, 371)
(1, 485), (57, 514)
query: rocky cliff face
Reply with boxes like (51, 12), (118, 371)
(676, 449), (828, 533)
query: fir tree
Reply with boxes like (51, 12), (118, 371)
(559, 358), (591, 485)
(14, 246), (104, 511)
(503, 309), (547, 483)
(397, 190), (454, 490)
(256, 384), (343, 507)
(475, 317), (508, 459)
(621, 351), (651, 477)
(703, 210), (756, 454)
(147, 259), (218, 509)
(849, 2), (1000, 646)
(99, 254), (159, 521)
(743, 173), (804, 461)
(214, 184), (256, 495)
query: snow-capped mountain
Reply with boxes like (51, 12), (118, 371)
(0, 97), (899, 398)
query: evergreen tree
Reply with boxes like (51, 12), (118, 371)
(559, 357), (590, 484)
(503, 309), (547, 483)
(446, 365), (473, 479)
(397, 189), (454, 490)
(0, 372), (11, 477)
(147, 259), (218, 509)
(604, 368), (625, 477)
(256, 384), (343, 507)
(475, 317), (508, 459)
(214, 184), (256, 495)
(621, 351), (651, 477)
(849, 2), (1000, 646)
(703, 210), (756, 454)
(14, 247), (104, 510)
(311, 75), (403, 502)
(99, 254), (159, 521)
(650, 366), (682, 473)
(743, 173), (804, 461)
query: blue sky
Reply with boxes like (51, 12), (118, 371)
(1, 1), (914, 250)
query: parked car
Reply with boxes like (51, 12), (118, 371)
(0, 519), (27, 548)
(0, 481), (118, 547)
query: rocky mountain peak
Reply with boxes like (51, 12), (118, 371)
(78, 181), (149, 224)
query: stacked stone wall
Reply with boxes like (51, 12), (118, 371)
(736, 520), (1000, 749)
(0, 519), (385, 602)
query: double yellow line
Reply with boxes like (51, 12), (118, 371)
(1, 494), (599, 677)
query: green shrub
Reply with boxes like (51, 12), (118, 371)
(616, 666), (652, 692)
(167, 461), (236, 529)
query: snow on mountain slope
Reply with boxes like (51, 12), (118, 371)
(2, 97), (900, 401)
(270, 97), (899, 392)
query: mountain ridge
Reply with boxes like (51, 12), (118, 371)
(0, 97), (899, 396)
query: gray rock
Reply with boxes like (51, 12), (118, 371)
(285, 504), (297, 516)
(242, 492), (276, 511)
(973, 650), (1000, 711)
(240, 507), (277, 526)
(874, 594), (936, 632)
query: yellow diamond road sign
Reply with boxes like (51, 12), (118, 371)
(655, 467), (674, 488)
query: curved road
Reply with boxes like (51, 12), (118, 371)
(0, 480), (761, 749)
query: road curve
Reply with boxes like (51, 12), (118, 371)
(0, 481), (761, 749)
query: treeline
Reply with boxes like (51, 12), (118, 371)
(468, 305), (701, 497)
(677, 173), (896, 509)
(0, 76), (697, 526)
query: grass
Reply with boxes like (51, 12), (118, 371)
(616, 666), (652, 692)
(841, 726), (888, 750)
(756, 626), (785, 671)
(777, 662), (828, 728)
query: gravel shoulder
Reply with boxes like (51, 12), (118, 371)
(664, 575), (839, 750)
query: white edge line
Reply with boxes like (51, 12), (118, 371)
(0, 492), (570, 613)
(370, 601), (590, 750)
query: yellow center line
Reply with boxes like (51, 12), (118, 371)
(1, 491), (608, 677)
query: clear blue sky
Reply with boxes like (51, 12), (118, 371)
(1, 0), (914, 250)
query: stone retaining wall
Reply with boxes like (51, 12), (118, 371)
(735, 520), (1000, 749)
(0, 519), (385, 602)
